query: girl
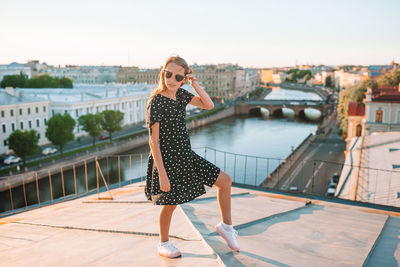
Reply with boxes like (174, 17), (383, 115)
(144, 56), (239, 258)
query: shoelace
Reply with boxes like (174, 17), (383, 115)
(165, 242), (179, 252)
(231, 229), (238, 238)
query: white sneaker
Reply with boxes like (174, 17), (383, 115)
(215, 222), (240, 251)
(157, 240), (182, 258)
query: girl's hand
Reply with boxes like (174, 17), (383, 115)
(159, 173), (171, 192)
(185, 68), (196, 85)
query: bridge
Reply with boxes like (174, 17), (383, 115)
(236, 99), (331, 120)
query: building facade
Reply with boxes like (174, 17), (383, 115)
(364, 86), (400, 134)
(0, 87), (51, 155)
(116, 67), (159, 84)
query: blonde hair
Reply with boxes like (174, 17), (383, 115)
(145, 56), (190, 127)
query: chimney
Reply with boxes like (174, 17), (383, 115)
(5, 87), (14, 96)
(18, 91), (24, 100)
(365, 87), (372, 102)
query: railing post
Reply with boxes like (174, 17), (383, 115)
(8, 177), (14, 211)
(244, 156), (247, 184)
(22, 174), (27, 208)
(224, 152), (226, 172)
(96, 156), (99, 194)
(61, 167), (65, 200)
(48, 169), (53, 204)
(233, 154), (237, 183)
(35, 172), (40, 206)
(118, 156), (121, 187)
(255, 157), (258, 186)
(311, 161), (316, 194)
(140, 154), (143, 182)
(73, 163), (77, 195)
(129, 155), (132, 184)
(84, 160), (88, 192)
(107, 156), (110, 183)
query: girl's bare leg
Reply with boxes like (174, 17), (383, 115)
(159, 204), (177, 242)
(213, 170), (233, 225)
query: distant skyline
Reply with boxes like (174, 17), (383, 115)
(1, 0), (400, 68)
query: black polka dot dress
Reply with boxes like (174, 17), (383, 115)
(144, 87), (221, 205)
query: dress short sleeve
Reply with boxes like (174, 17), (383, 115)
(179, 88), (195, 107)
(146, 96), (164, 135)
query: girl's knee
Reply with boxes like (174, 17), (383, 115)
(215, 171), (232, 189)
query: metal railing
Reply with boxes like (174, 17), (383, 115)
(0, 146), (284, 217)
(2, 146), (399, 217)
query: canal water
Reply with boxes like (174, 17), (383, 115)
(0, 114), (318, 213)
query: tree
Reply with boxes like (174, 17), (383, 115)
(325, 76), (333, 87)
(100, 110), (124, 143)
(60, 77), (73, 88)
(0, 72), (28, 88)
(45, 113), (76, 155)
(377, 70), (400, 87)
(7, 130), (39, 166)
(78, 113), (102, 147)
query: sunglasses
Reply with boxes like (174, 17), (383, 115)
(163, 70), (186, 82)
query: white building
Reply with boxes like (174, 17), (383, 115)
(0, 87), (51, 155)
(17, 83), (198, 137)
(0, 63), (32, 83)
(49, 66), (118, 84)
(244, 69), (259, 95)
(334, 70), (363, 89)
(364, 86), (400, 134)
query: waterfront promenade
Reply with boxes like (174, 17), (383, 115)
(1, 181), (399, 266)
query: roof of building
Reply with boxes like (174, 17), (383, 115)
(372, 86), (400, 102)
(0, 90), (49, 106)
(1, 181), (399, 266)
(348, 102), (365, 116)
(337, 133), (400, 208)
(13, 83), (154, 104)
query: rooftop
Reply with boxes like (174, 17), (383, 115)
(347, 102), (365, 116)
(1, 181), (399, 266)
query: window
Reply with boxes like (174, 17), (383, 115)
(3, 140), (7, 146)
(11, 123), (15, 131)
(64, 110), (68, 114)
(356, 124), (362, 136)
(10, 110), (14, 117)
(1, 110), (4, 117)
(37, 119), (40, 127)
(2, 124), (5, 133)
(75, 110), (79, 117)
(29, 120), (32, 128)
(38, 133), (40, 139)
(20, 122), (24, 130)
(19, 108), (22, 115)
(44, 118), (47, 125)
(43, 106), (46, 112)
(28, 108), (31, 115)
(36, 107), (39, 113)
(375, 109), (383, 123)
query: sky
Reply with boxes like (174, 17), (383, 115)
(1, 0), (400, 68)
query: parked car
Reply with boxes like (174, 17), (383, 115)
(4, 155), (22, 165)
(289, 186), (298, 192)
(42, 147), (57, 155)
(326, 184), (336, 197)
(331, 173), (340, 184)
(99, 134), (110, 140)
